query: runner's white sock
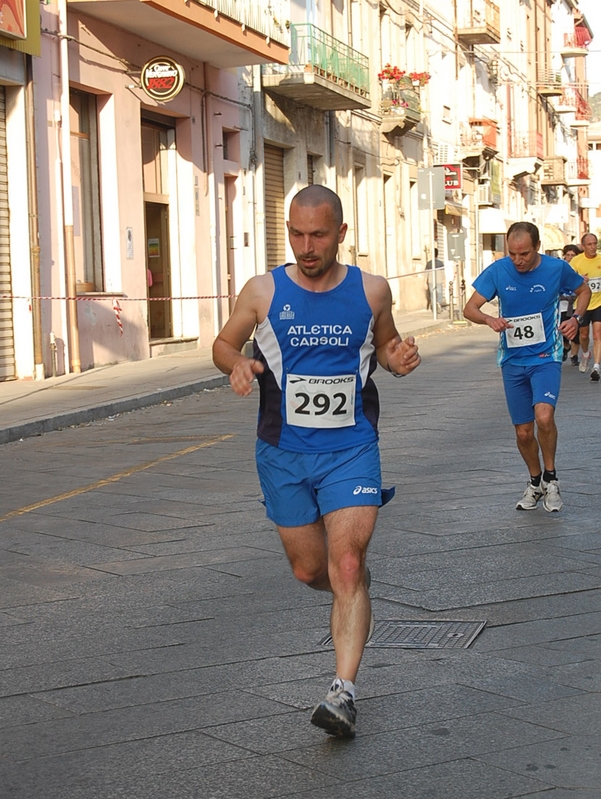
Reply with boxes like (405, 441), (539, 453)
(594, 363), (600, 372)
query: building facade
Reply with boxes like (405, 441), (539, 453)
(2, 0), (595, 380)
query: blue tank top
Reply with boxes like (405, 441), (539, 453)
(253, 264), (379, 452)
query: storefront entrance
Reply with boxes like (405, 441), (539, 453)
(142, 115), (174, 340)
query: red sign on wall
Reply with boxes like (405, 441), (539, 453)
(141, 57), (186, 103)
(0, 0), (26, 39)
(443, 163), (462, 190)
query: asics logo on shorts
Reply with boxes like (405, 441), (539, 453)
(353, 485), (378, 495)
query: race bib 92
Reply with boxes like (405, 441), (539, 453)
(588, 277), (601, 293)
(285, 373), (356, 428)
(504, 313), (546, 348)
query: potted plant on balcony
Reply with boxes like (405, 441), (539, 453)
(408, 71), (431, 87)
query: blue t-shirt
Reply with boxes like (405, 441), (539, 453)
(473, 254), (583, 366)
(253, 264), (379, 453)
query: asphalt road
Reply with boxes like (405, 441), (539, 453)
(1, 323), (600, 798)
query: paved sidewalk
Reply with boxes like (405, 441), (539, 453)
(0, 308), (451, 444)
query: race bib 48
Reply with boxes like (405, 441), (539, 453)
(504, 313), (546, 348)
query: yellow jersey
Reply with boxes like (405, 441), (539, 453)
(570, 252), (601, 310)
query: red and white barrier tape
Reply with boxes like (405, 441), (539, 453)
(0, 293), (236, 336)
(112, 298), (123, 337)
(0, 294), (236, 302)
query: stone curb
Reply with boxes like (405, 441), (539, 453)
(0, 374), (230, 445)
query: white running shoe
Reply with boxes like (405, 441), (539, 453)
(311, 678), (357, 738)
(542, 479), (563, 512)
(579, 354), (590, 373)
(516, 482), (544, 510)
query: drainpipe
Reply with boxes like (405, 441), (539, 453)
(24, 54), (44, 379)
(58, 0), (81, 373)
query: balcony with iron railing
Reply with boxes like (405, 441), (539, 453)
(67, 0), (290, 67)
(566, 156), (590, 185)
(462, 118), (498, 158)
(572, 93), (592, 128)
(561, 26), (591, 57)
(536, 69), (562, 97)
(379, 77), (421, 134)
(541, 156), (567, 186)
(554, 85), (579, 113)
(456, 0), (501, 46)
(508, 131), (544, 178)
(509, 131), (544, 160)
(262, 23), (370, 110)
(198, 0), (289, 43)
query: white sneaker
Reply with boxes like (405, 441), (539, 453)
(579, 353), (590, 373)
(542, 479), (563, 513)
(516, 481), (544, 510)
(311, 678), (356, 738)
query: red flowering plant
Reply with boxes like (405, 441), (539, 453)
(378, 64), (406, 82)
(408, 71), (431, 86)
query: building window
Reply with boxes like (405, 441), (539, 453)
(70, 89), (103, 292)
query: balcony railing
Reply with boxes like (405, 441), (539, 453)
(509, 131), (544, 160)
(456, 0), (500, 45)
(262, 23), (369, 110)
(561, 27), (591, 56)
(197, 0), (290, 45)
(541, 157), (567, 186)
(536, 69), (562, 97)
(380, 78), (421, 133)
(566, 156), (590, 184)
(573, 91), (592, 126)
(555, 85), (579, 113)
(468, 118), (498, 151)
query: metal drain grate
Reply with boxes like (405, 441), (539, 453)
(320, 620), (486, 650)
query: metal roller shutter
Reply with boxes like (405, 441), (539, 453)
(0, 88), (14, 381)
(264, 144), (286, 271)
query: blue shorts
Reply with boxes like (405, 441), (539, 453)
(255, 439), (394, 527)
(501, 361), (562, 425)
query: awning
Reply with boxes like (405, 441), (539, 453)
(479, 207), (507, 234)
(543, 224), (567, 250)
(444, 201), (463, 217)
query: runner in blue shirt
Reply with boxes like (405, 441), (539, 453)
(213, 185), (421, 738)
(464, 222), (590, 512)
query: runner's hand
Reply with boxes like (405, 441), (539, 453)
(385, 335), (421, 376)
(229, 358), (264, 397)
(486, 316), (513, 333)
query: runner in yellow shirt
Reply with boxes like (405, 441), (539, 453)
(570, 232), (601, 381)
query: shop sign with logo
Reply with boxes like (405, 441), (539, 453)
(141, 57), (186, 102)
(442, 163), (462, 190)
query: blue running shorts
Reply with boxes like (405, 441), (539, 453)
(255, 439), (395, 527)
(501, 361), (562, 425)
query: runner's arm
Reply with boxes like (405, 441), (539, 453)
(463, 290), (512, 333)
(366, 274), (421, 376)
(573, 281), (592, 318)
(559, 281), (592, 340)
(212, 277), (267, 397)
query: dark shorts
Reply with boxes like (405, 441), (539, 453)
(255, 439), (394, 527)
(501, 361), (562, 425)
(581, 307), (601, 326)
